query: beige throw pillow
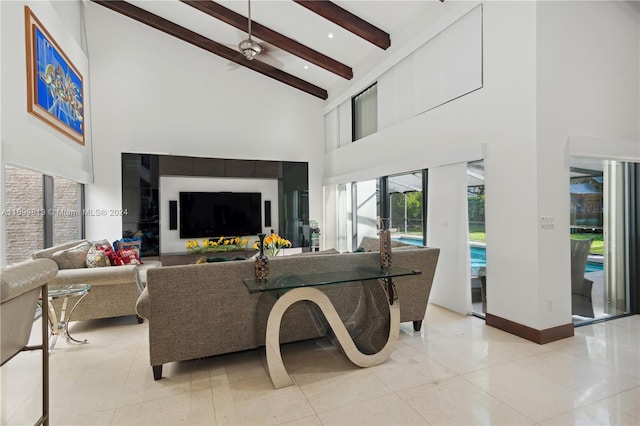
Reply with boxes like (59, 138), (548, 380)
(86, 244), (111, 268)
(52, 242), (91, 269)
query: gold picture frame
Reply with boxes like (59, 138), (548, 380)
(25, 6), (85, 145)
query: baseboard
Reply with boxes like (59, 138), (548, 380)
(485, 313), (574, 344)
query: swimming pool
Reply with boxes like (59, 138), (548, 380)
(394, 237), (604, 273)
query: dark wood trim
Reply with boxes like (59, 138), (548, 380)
(486, 313), (574, 344)
(181, 0), (352, 80)
(293, 0), (390, 50)
(91, 1), (328, 99)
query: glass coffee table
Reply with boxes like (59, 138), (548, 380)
(244, 266), (421, 388)
(43, 284), (91, 350)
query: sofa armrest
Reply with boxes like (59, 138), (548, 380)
(136, 287), (150, 319)
(1, 259), (58, 303)
(52, 265), (138, 287)
(1, 258), (58, 365)
(32, 240), (88, 260)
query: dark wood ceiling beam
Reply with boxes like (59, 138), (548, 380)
(293, 0), (390, 50)
(90, 0), (328, 99)
(180, 0), (352, 80)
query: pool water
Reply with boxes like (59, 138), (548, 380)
(395, 237), (603, 273)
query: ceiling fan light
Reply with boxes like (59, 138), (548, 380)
(239, 39), (262, 60)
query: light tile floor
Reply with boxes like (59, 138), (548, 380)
(2, 305), (638, 425)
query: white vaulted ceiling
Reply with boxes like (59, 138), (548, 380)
(89, 0), (452, 100)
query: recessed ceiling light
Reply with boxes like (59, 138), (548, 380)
(328, 32), (334, 39)
(304, 65), (309, 70)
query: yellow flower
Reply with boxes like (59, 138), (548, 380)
(257, 233), (292, 256)
(188, 236), (249, 253)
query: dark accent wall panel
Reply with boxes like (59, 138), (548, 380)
(159, 155), (194, 176)
(255, 161), (283, 178)
(225, 159), (256, 177)
(123, 154), (309, 255)
(194, 157), (226, 177)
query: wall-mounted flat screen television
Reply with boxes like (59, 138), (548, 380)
(179, 192), (262, 239)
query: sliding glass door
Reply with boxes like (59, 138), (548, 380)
(336, 171), (427, 252)
(387, 171), (424, 243)
(467, 160), (486, 316)
(570, 157), (636, 324)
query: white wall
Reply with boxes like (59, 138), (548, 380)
(0, 0), (92, 183)
(323, 1), (639, 332)
(159, 176), (278, 253)
(0, 0), (92, 265)
(325, 1), (540, 325)
(81, 2), (325, 244)
(535, 0), (640, 329)
(377, 5), (483, 131)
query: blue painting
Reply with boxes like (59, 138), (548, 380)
(25, 6), (84, 144)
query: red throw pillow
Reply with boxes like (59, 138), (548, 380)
(98, 245), (123, 266)
(117, 248), (141, 265)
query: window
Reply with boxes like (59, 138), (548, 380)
(52, 174), (84, 245)
(335, 171), (427, 252)
(4, 166), (84, 265)
(352, 83), (378, 141)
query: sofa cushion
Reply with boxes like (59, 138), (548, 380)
(98, 245), (122, 266)
(358, 236), (411, 252)
(86, 244), (111, 268)
(288, 248), (340, 257)
(52, 242), (91, 269)
(32, 240), (88, 261)
(118, 248), (141, 265)
(51, 264), (138, 286)
(113, 237), (142, 258)
(91, 239), (113, 250)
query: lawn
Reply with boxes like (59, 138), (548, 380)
(571, 233), (604, 254)
(468, 230), (603, 254)
(406, 225), (604, 255)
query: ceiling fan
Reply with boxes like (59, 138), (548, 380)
(238, 0), (262, 60)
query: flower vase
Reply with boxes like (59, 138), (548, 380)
(255, 233), (269, 281)
(379, 229), (392, 269)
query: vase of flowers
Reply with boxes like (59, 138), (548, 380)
(379, 219), (392, 269)
(254, 233), (269, 281)
(254, 232), (292, 257)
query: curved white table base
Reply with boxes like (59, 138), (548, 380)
(265, 285), (400, 389)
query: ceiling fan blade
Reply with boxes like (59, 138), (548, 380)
(258, 46), (284, 68)
(257, 55), (282, 68)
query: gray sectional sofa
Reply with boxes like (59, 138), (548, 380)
(32, 240), (145, 322)
(136, 244), (439, 380)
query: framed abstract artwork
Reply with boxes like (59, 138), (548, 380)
(24, 6), (85, 145)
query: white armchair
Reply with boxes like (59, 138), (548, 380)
(1, 258), (58, 425)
